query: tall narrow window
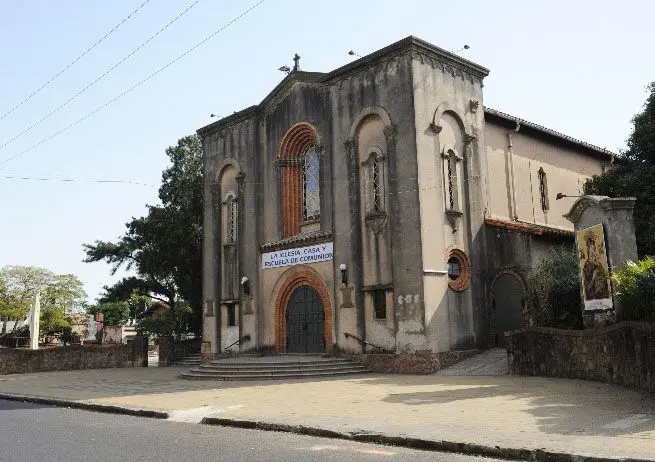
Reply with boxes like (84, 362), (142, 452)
(373, 289), (386, 319)
(371, 157), (382, 212)
(442, 148), (460, 211)
(538, 168), (549, 212)
(446, 156), (455, 209)
(303, 147), (320, 220)
(225, 194), (237, 243)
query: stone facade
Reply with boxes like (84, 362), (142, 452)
(198, 36), (615, 357)
(0, 338), (148, 375)
(506, 322), (655, 392)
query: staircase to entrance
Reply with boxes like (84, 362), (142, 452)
(179, 354), (370, 380)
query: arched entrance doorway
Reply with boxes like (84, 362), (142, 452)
(286, 286), (325, 353)
(491, 272), (525, 347)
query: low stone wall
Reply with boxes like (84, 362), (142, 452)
(0, 338), (147, 375)
(506, 321), (655, 392)
(355, 349), (480, 374)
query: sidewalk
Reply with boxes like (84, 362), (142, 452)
(0, 366), (653, 460)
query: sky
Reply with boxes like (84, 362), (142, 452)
(0, 0), (653, 303)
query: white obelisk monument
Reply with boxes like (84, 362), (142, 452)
(29, 292), (41, 350)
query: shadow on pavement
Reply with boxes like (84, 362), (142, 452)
(362, 375), (655, 437)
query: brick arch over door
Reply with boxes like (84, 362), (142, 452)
(278, 122), (320, 238)
(273, 265), (333, 352)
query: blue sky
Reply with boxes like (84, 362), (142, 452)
(1, 0), (653, 302)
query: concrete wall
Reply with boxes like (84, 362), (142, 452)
(506, 322), (655, 393)
(485, 122), (606, 229)
(411, 54), (487, 352)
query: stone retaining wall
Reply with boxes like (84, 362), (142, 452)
(0, 337), (148, 375)
(506, 321), (655, 392)
(354, 349), (480, 374)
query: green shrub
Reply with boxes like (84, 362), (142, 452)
(612, 257), (655, 322)
(526, 245), (582, 329)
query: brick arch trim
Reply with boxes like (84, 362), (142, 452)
(278, 122), (321, 237)
(273, 266), (333, 352)
(278, 122), (320, 158)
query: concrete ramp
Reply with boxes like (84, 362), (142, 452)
(435, 348), (509, 376)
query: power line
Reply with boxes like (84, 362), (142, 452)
(0, 0), (267, 168)
(0, 0), (153, 123)
(0, 0), (202, 153)
(0, 175), (156, 187)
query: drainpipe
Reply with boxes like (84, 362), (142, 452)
(507, 121), (520, 220)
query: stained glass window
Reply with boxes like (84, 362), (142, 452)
(303, 147), (320, 220)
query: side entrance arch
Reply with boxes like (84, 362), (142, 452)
(274, 266), (333, 353)
(490, 271), (526, 347)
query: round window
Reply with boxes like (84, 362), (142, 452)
(446, 248), (471, 291)
(447, 257), (461, 280)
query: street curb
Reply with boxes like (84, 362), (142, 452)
(0, 392), (650, 462)
(0, 393), (169, 419)
(201, 417), (652, 462)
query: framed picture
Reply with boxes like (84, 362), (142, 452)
(576, 223), (613, 310)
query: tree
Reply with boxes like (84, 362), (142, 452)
(85, 301), (130, 327)
(83, 135), (203, 337)
(526, 245), (582, 329)
(0, 266), (87, 336)
(585, 82), (655, 257)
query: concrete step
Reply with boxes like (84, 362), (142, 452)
(190, 365), (368, 375)
(179, 368), (370, 381)
(179, 356), (369, 381)
(200, 359), (356, 369)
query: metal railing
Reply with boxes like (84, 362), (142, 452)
(343, 332), (388, 352)
(224, 334), (251, 352)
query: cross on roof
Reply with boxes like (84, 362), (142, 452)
(293, 53), (301, 72)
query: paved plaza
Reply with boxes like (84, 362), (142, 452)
(0, 362), (654, 460)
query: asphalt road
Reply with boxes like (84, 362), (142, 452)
(0, 399), (511, 461)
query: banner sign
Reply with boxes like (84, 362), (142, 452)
(261, 242), (333, 270)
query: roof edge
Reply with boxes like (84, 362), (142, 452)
(484, 107), (617, 160)
(323, 35), (489, 83)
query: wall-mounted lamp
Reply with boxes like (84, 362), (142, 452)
(241, 277), (250, 296)
(339, 264), (347, 285)
(556, 193), (583, 200)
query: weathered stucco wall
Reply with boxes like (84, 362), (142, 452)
(329, 51), (423, 353)
(411, 53), (488, 352)
(506, 322), (655, 392)
(485, 121), (606, 229)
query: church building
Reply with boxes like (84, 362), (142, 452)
(197, 36), (613, 356)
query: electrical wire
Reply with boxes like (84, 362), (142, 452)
(0, 0), (266, 168)
(0, 0), (153, 123)
(0, 175), (155, 187)
(0, 0), (202, 153)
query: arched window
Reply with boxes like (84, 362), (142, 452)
(278, 123), (321, 237)
(538, 167), (549, 212)
(302, 147), (321, 221)
(362, 151), (386, 216)
(225, 193), (237, 243)
(371, 156), (382, 212)
(442, 147), (461, 212)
